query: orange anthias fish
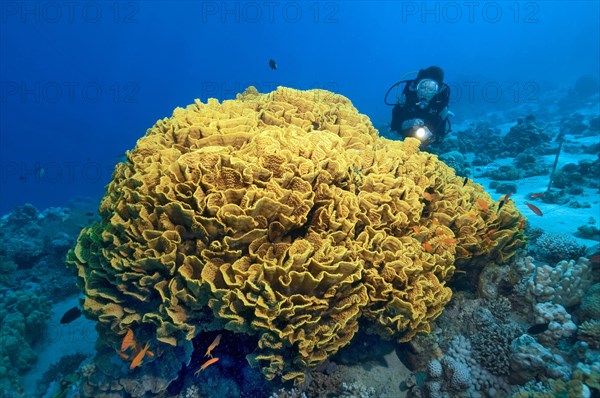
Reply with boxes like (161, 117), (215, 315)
(129, 342), (151, 370)
(121, 328), (135, 352)
(195, 357), (219, 376)
(476, 199), (489, 213)
(422, 242), (434, 252)
(116, 349), (130, 360)
(529, 192), (545, 199)
(205, 334), (222, 358)
(525, 202), (543, 216)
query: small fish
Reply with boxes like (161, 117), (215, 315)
(589, 254), (600, 263)
(497, 202), (505, 212)
(423, 192), (433, 201)
(60, 306), (82, 324)
(462, 176), (468, 186)
(441, 238), (457, 244)
(204, 334), (222, 358)
(129, 342), (151, 369)
(527, 322), (550, 335)
(476, 199), (489, 213)
(497, 192), (513, 212)
(525, 202), (543, 216)
(85, 212), (94, 217)
(194, 357), (219, 376)
(116, 349), (130, 360)
(529, 192), (545, 199)
(268, 59), (277, 70)
(121, 328), (136, 352)
(422, 242), (434, 252)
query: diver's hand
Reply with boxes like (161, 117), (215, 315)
(401, 118), (424, 130)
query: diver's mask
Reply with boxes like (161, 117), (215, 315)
(416, 79), (439, 109)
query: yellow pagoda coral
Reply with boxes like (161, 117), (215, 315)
(67, 86), (525, 385)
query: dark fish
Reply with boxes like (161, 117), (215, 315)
(497, 192), (513, 212)
(527, 322), (549, 335)
(85, 212), (94, 217)
(462, 177), (468, 186)
(60, 306), (82, 324)
(268, 59), (277, 70)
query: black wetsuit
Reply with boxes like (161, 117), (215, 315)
(391, 80), (451, 141)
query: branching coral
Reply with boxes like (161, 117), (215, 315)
(472, 322), (522, 376)
(67, 86), (525, 387)
(577, 320), (600, 348)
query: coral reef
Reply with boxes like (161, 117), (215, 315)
(436, 122), (502, 164)
(502, 115), (553, 158)
(423, 334), (512, 398)
(577, 320), (600, 349)
(66, 86), (526, 389)
(552, 158), (600, 190)
(579, 283), (600, 320)
(575, 224), (600, 241)
(37, 352), (89, 397)
(516, 256), (593, 307)
(485, 159), (547, 181)
(438, 151), (467, 176)
(532, 233), (587, 265)
(0, 204), (86, 300)
(0, 288), (52, 396)
(532, 302), (578, 344)
(402, 295), (521, 398)
(401, 253), (600, 398)
(508, 334), (569, 385)
(489, 182), (518, 196)
(471, 322), (522, 376)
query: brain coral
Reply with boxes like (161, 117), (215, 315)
(67, 86), (525, 385)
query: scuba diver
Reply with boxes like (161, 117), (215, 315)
(384, 66), (453, 147)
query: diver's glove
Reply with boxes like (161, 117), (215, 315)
(401, 118), (424, 131)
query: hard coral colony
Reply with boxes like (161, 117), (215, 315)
(66, 87), (525, 391)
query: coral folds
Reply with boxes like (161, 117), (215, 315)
(67, 86), (525, 384)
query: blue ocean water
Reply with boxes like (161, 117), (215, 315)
(1, 1), (598, 213)
(1, 2), (600, 398)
